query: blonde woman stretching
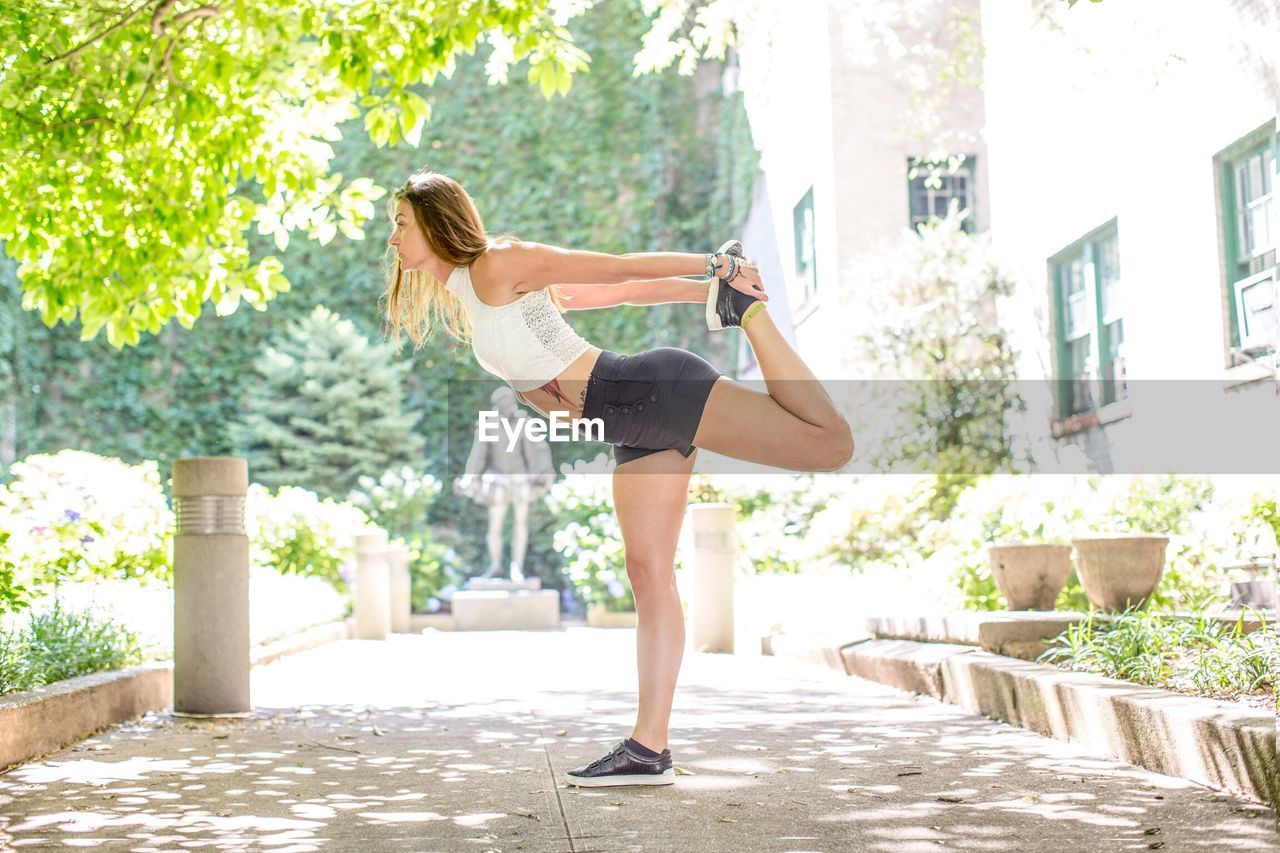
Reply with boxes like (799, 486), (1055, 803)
(384, 167), (853, 788)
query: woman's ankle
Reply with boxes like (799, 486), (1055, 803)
(627, 733), (667, 754)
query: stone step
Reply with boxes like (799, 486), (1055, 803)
(868, 611), (1273, 662)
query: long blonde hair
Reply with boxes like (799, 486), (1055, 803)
(381, 167), (565, 353)
(382, 169), (481, 352)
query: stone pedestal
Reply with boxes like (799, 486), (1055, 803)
(355, 531), (391, 640)
(386, 543), (412, 633)
(688, 503), (735, 654)
(467, 578), (542, 591)
(452, 578), (558, 630)
(172, 457), (250, 716)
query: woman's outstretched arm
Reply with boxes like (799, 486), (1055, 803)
(506, 241), (765, 299)
(558, 278), (709, 311)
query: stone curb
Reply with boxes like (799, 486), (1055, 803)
(0, 617), (355, 772)
(767, 633), (1279, 810)
(942, 650), (1278, 811)
(841, 638), (977, 700)
(251, 616), (355, 668)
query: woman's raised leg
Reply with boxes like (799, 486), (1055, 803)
(611, 447), (697, 752)
(692, 305), (853, 471)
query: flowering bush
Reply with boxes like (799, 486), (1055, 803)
(689, 473), (884, 575)
(806, 475), (945, 573)
(346, 466), (460, 610)
(346, 465), (442, 541)
(408, 537), (467, 614)
(246, 484), (373, 593)
(0, 451), (173, 602)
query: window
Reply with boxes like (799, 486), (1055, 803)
(1052, 223), (1126, 418)
(908, 155), (976, 234)
(793, 187), (816, 306)
(1218, 125), (1278, 355)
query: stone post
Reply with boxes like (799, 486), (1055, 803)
(387, 542), (412, 633)
(172, 457), (250, 715)
(687, 503), (736, 654)
(355, 530), (391, 640)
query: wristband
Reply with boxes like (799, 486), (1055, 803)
(724, 254), (739, 283)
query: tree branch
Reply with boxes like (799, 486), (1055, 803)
(150, 0), (180, 35)
(169, 5), (220, 28)
(127, 6), (221, 126)
(122, 39), (172, 133)
(45, 0), (164, 66)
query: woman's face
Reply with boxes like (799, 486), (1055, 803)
(388, 199), (434, 271)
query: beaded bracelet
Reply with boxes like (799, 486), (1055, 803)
(704, 252), (718, 279)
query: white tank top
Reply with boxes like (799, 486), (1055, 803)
(445, 265), (594, 392)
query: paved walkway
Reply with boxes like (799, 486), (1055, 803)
(0, 629), (1275, 851)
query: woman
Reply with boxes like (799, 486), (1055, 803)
(384, 167), (853, 788)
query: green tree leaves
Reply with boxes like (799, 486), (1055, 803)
(1, 0), (591, 346)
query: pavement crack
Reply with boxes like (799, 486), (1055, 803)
(544, 746), (577, 852)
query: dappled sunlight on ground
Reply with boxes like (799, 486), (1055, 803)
(0, 629), (1273, 850)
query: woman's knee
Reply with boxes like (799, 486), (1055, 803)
(625, 558), (677, 598)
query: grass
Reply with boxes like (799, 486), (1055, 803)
(0, 600), (142, 695)
(1040, 609), (1278, 705)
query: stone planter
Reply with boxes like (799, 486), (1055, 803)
(988, 544), (1072, 610)
(1230, 578), (1278, 612)
(587, 605), (638, 629)
(1071, 535), (1169, 611)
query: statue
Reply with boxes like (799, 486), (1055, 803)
(453, 387), (555, 582)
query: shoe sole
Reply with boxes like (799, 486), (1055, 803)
(706, 239), (744, 331)
(706, 277), (724, 331)
(565, 769), (676, 787)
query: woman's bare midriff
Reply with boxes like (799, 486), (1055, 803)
(514, 347), (604, 422)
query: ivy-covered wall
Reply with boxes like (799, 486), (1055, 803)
(0, 1), (757, 586)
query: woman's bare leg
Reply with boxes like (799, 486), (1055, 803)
(692, 305), (854, 472)
(611, 447), (696, 752)
(740, 307), (844, 430)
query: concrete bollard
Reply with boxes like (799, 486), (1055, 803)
(355, 530), (391, 640)
(387, 542), (412, 633)
(172, 457), (251, 716)
(687, 503), (736, 654)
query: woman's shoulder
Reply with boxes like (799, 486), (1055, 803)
(474, 239), (536, 301)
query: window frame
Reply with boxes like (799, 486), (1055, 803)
(792, 186), (817, 309)
(1216, 122), (1278, 360)
(907, 155), (978, 234)
(1051, 219), (1125, 421)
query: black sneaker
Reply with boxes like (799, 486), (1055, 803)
(705, 239), (759, 330)
(565, 741), (675, 787)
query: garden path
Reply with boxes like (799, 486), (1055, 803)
(1, 629), (1275, 851)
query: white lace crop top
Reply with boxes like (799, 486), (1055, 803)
(444, 265), (594, 393)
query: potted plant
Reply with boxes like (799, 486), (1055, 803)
(987, 543), (1072, 610)
(1070, 535), (1169, 611)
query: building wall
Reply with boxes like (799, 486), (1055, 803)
(736, 0), (1276, 474)
(735, 0), (837, 374)
(738, 0), (989, 379)
(981, 0), (1277, 381)
(981, 0), (1278, 472)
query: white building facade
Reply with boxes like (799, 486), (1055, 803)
(736, 0), (1277, 475)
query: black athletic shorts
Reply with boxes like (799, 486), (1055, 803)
(580, 347), (724, 466)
